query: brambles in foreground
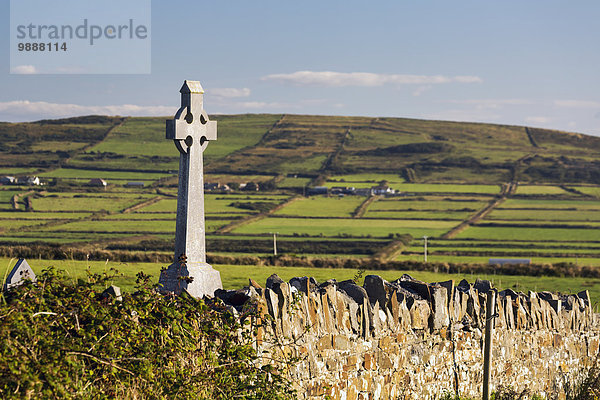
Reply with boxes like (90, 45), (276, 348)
(0, 268), (294, 399)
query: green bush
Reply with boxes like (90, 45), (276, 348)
(0, 268), (294, 399)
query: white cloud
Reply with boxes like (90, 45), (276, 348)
(412, 85), (432, 97)
(261, 70), (482, 87)
(229, 98), (341, 111)
(237, 101), (290, 109)
(554, 100), (600, 109)
(525, 116), (551, 125)
(208, 87), (251, 98)
(11, 65), (38, 74)
(0, 100), (172, 121)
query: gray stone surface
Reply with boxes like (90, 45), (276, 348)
(289, 276), (317, 295)
(363, 275), (388, 307)
(4, 258), (36, 291)
(160, 262), (222, 298)
(158, 80), (222, 298)
(213, 273), (599, 399)
(100, 285), (122, 301)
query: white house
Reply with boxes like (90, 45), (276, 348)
(0, 176), (15, 185)
(371, 185), (394, 195)
(17, 176), (41, 186)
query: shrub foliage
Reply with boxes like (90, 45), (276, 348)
(0, 268), (293, 399)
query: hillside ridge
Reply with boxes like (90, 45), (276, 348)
(1, 113), (599, 184)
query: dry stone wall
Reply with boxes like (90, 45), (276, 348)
(215, 274), (599, 400)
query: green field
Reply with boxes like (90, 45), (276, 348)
(327, 173), (405, 184)
(456, 226), (600, 241)
(273, 196), (364, 217)
(43, 219), (176, 233)
(364, 210), (474, 220)
(139, 195), (288, 214)
(405, 245), (600, 256)
(0, 168), (39, 175)
(32, 195), (148, 212)
(4, 258), (600, 304)
(396, 253), (600, 267)
(0, 211), (91, 219)
(369, 197), (487, 211)
(487, 208), (600, 221)
(233, 217), (456, 237)
(515, 185), (569, 195)
(2, 114), (600, 271)
(395, 183), (501, 194)
(0, 220), (54, 231)
(500, 199), (600, 209)
(570, 186), (600, 197)
(278, 177), (312, 188)
(39, 168), (173, 181)
(0, 191), (21, 203)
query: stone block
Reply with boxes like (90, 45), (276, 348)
(338, 280), (369, 305)
(339, 280), (373, 337)
(409, 299), (430, 330)
(473, 278), (492, 294)
(158, 262), (221, 298)
(214, 287), (255, 307)
(289, 276), (317, 295)
(396, 275), (430, 301)
(266, 273), (284, 289)
(429, 284), (449, 330)
(577, 290), (591, 307)
(437, 279), (454, 308)
(363, 275), (395, 308)
(456, 279), (471, 293)
(4, 258), (36, 291)
(265, 288), (280, 320)
(249, 278), (263, 289)
(363, 352), (376, 370)
(100, 285), (122, 302)
(317, 334), (333, 350)
(334, 335), (350, 350)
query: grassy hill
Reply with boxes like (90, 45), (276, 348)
(2, 113), (600, 280)
(1, 114), (599, 184)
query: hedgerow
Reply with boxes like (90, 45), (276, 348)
(0, 268), (294, 399)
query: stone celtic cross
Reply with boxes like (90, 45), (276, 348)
(158, 80), (222, 297)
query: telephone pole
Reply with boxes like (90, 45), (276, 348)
(271, 232), (278, 256)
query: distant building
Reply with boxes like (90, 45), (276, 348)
(17, 176), (40, 186)
(307, 186), (328, 196)
(204, 182), (219, 191)
(89, 178), (107, 187)
(241, 182), (260, 191)
(125, 182), (145, 188)
(204, 182), (231, 192)
(0, 176), (15, 185)
(355, 188), (374, 196)
(371, 185), (394, 195)
(330, 186), (356, 195)
(489, 258), (531, 265)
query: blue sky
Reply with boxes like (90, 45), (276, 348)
(1, 0), (599, 135)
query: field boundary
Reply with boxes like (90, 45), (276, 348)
(372, 240), (407, 262)
(525, 127), (540, 148)
(121, 196), (163, 213)
(352, 195), (381, 218)
(441, 195), (508, 239)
